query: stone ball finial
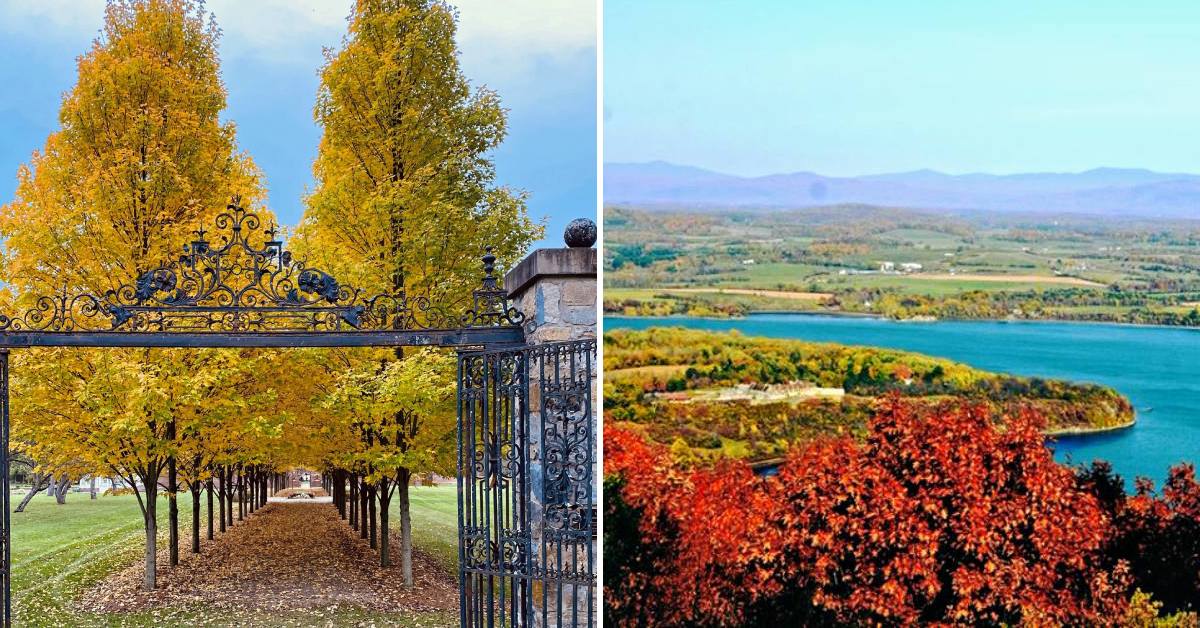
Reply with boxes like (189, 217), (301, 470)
(564, 217), (597, 248)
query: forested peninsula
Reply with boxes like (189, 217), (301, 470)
(604, 327), (1133, 463)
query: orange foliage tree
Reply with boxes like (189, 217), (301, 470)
(604, 396), (1132, 626)
(1082, 461), (1200, 615)
(773, 396), (1127, 625)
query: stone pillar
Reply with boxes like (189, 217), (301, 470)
(505, 220), (597, 628)
(505, 248), (597, 344)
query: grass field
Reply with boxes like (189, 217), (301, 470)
(10, 486), (460, 626)
(403, 484), (459, 572)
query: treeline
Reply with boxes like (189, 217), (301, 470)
(607, 286), (1200, 327)
(603, 294), (746, 318)
(604, 398), (1200, 625)
(834, 287), (1200, 326)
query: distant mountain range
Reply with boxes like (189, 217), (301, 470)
(605, 161), (1200, 218)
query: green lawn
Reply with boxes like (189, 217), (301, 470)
(402, 485), (459, 572)
(10, 488), (461, 627)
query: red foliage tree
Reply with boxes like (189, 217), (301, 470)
(603, 427), (682, 626)
(773, 396), (1128, 625)
(604, 427), (787, 626)
(604, 396), (1132, 626)
(1095, 463), (1200, 613)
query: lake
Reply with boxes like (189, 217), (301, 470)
(607, 314), (1200, 486)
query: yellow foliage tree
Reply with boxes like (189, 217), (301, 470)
(0, 0), (265, 590)
(296, 0), (543, 585)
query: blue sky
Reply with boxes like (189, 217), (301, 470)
(605, 1), (1200, 177)
(0, 0), (596, 250)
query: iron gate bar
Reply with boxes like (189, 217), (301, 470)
(0, 350), (8, 626)
(458, 346), (534, 628)
(0, 328), (524, 348)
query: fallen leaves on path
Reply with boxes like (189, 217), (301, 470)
(78, 502), (457, 621)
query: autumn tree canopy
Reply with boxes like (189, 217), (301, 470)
(0, 0), (270, 591)
(0, 0), (540, 597)
(294, 0), (544, 585)
(605, 397), (1146, 626)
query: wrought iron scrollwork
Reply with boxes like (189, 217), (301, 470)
(457, 340), (596, 628)
(461, 248), (525, 328)
(0, 202), (523, 334)
(531, 340), (596, 623)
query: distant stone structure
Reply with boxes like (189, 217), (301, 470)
(284, 469), (322, 489)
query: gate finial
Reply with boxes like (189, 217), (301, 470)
(481, 247), (498, 291)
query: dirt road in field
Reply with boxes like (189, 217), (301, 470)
(914, 273), (1105, 287)
(664, 287), (832, 300)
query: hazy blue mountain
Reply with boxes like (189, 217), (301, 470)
(604, 162), (1200, 217)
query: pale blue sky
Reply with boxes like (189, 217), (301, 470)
(0, 0), (596, 249)
(605, 0), (1200, 176)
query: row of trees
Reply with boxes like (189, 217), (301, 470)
(604, 396), (1198, 626)
(0, 0), (540, 592)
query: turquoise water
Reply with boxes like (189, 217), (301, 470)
(607, 314), (1200, 486)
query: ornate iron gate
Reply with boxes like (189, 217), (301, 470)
(458, 339), (596, 628)
(0, 203), (535, 626)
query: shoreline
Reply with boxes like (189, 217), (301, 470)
(1046, 417), (1137, 438)
(605, 310), (1200, 331)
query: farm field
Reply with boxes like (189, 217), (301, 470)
(604, 205), (1200, 324)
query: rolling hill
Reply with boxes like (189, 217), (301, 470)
(605, 161), (1200, 217)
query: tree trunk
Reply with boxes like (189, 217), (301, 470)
(90, 475), (97, 499)
(143, 480), (158, 591)
(15, 472), (49, 512)
(226, 468), (234, 528)
(337, 470), (346, 518)
(379, 477), (390, 567)
(54, 473), (70, 504)
(399, 468), (413, 588)
(206, 478), (214, 540)
(237, 471), (244, 521)
(218, 471), (226, 533)
(349, 474), (358, 530)
(191, 482), (200, 553)
(368, 482), (377, 549)
(168, 457), (178, 567)
(359, 477), (369, 540)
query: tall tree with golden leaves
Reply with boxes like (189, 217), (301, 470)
(299, 0), (542, 585)
(0, 0), (265, 591)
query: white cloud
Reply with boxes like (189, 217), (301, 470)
(456, 0), (596, 83)
(455, 0), (594, 55)
(0, 0), (594, 74)
(0, 0), (106, 38)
